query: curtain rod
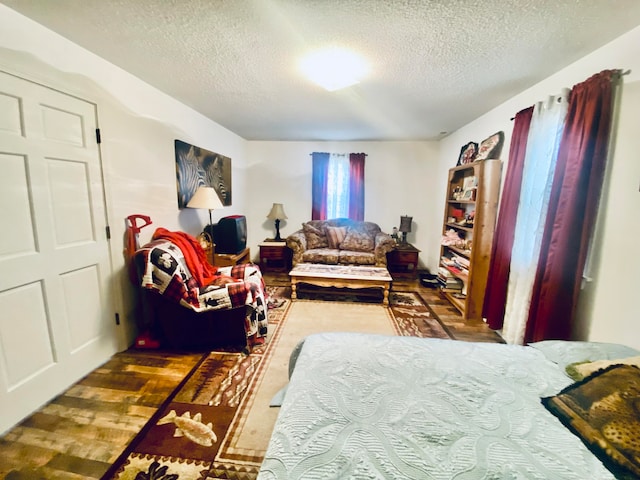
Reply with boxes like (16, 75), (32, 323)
(510, 68), (631, 120)
(309, 153), (368, 156)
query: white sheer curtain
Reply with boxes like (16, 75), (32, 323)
(502, 90), (570, 345)
(326, 153), (350, 219)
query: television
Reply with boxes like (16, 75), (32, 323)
(206, 215), (247, 254)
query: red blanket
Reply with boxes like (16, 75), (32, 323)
(151, 228), (218, 287)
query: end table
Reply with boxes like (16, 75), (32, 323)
(213, 247), (251, 267)
(259, 241), (292, 272)
(387, 243), (420, 278)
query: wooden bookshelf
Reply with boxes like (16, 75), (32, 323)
(439, 159), (502, 320)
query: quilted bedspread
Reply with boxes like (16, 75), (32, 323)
(258, 333), (616, 479)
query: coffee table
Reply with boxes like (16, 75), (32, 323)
(289, 263), (393, 306)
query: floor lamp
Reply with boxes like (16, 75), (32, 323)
(187, 186), (224, 264)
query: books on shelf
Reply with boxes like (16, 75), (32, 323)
(440, 257), (469, 277)
(452, 254), (470, 268)
(438, 266), (454, 278)
(437, 266), (463, 291)
(438, 278), (463, 289)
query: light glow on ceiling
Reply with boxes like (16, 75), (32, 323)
(299, 47), (369, 91)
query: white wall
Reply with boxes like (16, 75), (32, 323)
(578, 80), (640, 347)
(245, 141), (441, 268)
(435, 26), (640, 349)
(0, 5), (249, 349)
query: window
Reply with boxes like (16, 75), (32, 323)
(311, 152), (365, 221)
(326, 154), (350, 218)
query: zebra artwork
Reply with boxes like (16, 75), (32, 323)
(175, 139), (232, 208)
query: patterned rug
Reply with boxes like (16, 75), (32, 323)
(102, 287), (451, 480)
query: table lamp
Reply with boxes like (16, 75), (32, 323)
(267, 203), (287, 241)
(187, 186), (224, 261)
(399, 215), (412, 244)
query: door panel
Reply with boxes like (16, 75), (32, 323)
(0, 282), (54, 389)
(48, 157), (94, 245)
(61, 265), (104, 352)
(0, 70), (116, 434)
(41, 104), (86, 146)
(0, 152), (36, 255)
(0, 91), (22, 135)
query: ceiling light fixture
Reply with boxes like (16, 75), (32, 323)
(299, 47), (369, 92)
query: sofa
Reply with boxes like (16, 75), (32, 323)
(286, 218), (396, 267)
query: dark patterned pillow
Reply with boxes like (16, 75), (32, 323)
(325, 226), (347, 249)
(542, 364), (640, 479)
(340, 227), (375, 252)
(302, 222), (328, 249)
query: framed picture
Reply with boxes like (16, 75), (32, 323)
(457, 141), (478, 165)
(476, 131), (505, 161)
(462, 176), (477, 190)
(175, 140), (232, 208)
(461, 189), (475, 201)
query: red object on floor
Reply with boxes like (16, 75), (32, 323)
(134, 331), (161, 349)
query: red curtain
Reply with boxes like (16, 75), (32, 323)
(524, 70), (619, 342)
(483, 106), (534, 330)
(311, 152), (330, 220)
(348, 153), (366, 221)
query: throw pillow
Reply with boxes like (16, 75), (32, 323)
(542, 364), (640, 479)
(340, 227), (375, 252)
(302, 222), (328, 249)
(528, 340), (640, 370)
(566, 356), (640, 381)
(325, 226), (347, 249)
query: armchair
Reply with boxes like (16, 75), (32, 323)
(134, 229), (268, 350)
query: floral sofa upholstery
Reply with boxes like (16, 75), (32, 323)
(286, 218), (396, 267)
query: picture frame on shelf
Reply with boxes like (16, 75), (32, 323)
(461, 189), (475, 201)
(475, 131), (505, 161)
(457, 141), (479, 165)
(462, 176), (477, 190)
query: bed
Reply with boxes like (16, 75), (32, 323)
(258, 333), (640, 479)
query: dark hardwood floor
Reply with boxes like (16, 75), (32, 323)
(0, 273), (502, 479)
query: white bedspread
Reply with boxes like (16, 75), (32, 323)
(258, 333), (615, 479)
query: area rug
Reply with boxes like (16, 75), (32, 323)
(103, 287), (450, 480)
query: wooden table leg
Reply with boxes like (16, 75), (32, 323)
(382, 284), (390, 307)
(291, 279), (298, 300)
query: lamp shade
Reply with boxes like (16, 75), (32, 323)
(267, 203), (288, 220)
(399, 215), (413, 233)
(186, 187), (224, 210)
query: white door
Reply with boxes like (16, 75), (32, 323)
(0, 70), (116, 434)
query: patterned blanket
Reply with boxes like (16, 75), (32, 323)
(134, 238), (268, 342)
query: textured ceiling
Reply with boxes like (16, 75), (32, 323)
(3, 0), (640, 141)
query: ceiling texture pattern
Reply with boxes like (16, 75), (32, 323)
(3, 0), (640, 141)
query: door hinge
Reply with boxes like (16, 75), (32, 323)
(96, 128), (102, 144)
(115, 313), (120, 325)
(105, 225), (111, 239)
